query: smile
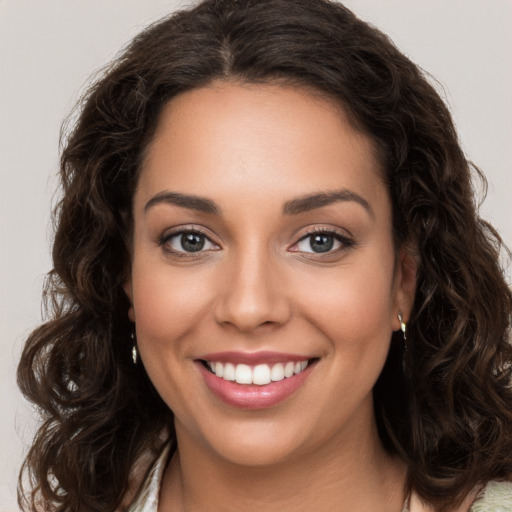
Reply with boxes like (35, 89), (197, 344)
(196, 352), (318, 409)
(205, 360), (310, 386)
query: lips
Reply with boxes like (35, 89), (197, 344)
(196, 352), (317, 409)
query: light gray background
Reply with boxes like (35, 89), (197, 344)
(1, 1), (510, 509)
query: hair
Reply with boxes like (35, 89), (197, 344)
(17, 0), (512, 510)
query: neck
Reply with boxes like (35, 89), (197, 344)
(160, 414), (407, 512)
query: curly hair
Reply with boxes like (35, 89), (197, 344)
(17, 0), (512, 510)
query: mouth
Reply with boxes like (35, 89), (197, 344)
(195, 353), (319, 409)
(200, 359), (315, 386)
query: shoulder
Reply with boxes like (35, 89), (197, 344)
(469, 480), (512, 512)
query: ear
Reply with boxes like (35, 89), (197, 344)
(122, 274), (136, 323)
(392, 246), (418, 330)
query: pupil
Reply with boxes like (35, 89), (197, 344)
(181, 233), (205, 252)
(310, 234), (333, 253)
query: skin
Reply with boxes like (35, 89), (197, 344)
(124, 81), (417, 511)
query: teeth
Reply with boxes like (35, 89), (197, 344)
(253, 364), (271, 385)
(223, 362), (235, 381)
(284, 362), (295, 378)
(206, 360), (310, 386)
(270, 363), (284, 382)
(235, 364), (252, 384)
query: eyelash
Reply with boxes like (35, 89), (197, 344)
(290, 227), (355, 255)
(158, 227), (218, 256)
(158, 227), (354, 256)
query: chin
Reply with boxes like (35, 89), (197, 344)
(212, 436), (305, 468)
(184, 416), (314, 468)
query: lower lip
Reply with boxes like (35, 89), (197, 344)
(197, 361), (315, 409)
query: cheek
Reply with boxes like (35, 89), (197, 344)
(130, 262), (215, 416)
(290, 253), (397, 384)
(131, 261), (212, 354)
(298, 262), (395, 335)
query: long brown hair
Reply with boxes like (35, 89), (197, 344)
(18, 0), (512, 510)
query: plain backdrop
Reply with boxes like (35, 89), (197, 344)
(1, 1), (510, 509)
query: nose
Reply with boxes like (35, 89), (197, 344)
(213, 247), (291, 333)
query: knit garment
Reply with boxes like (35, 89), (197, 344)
(469, 481), (512, 512)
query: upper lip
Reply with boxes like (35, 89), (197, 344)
(197, 351), (314, 365)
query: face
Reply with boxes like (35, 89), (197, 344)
(125, 82), (415, 467)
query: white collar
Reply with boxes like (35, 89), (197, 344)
(127, 444), (171, 512)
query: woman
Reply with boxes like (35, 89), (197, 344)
(17, 0), (512, 510)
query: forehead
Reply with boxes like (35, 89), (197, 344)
(137, 81), (387, 212)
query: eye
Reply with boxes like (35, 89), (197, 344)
(292, 230), (353, 254)
(161, 230), (218, 253)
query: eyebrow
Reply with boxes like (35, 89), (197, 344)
(144, 191), (221, 215)
(283, 189), (374, 217)
(144, 188), (373, 218)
